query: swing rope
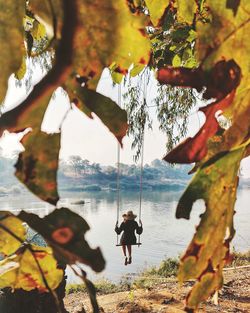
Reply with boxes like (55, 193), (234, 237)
(116, 75), (145, 246)
(116, 84), (122, 245)
(138, 72), (147, 245)
(138, 134), (144, 245)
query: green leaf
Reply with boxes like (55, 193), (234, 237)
(110, 71), (124, 84)
(176, 0), (197, 24)
(19, 208), (106, 273)
(130, 64), (146, 77)
(0, 244), (63, 292)
(15, 131), (60, 205)
(0, 1), (25, 103)
(172, 54), (181, 67)
(0, 211), (26, 256)
(145, 0), (169, 26)
(30, 19), (47, 41)
(177, 147), (245, 310)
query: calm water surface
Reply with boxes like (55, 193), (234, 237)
(0, 188), (249, 282)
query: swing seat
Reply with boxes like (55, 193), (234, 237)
(116, 243), (142, 247)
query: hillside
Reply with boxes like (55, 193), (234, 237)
(58, 157), (192, 192)
(1, 155), (250, 195)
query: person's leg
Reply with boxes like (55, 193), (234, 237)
(122, 245), (128, 265)
(127, 245), (132, 257)
(122, 245), (126, 257)
(127, 245), (132, 264)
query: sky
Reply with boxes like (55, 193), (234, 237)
(1, 63), (250, 177)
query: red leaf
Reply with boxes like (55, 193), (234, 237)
(164, 90), (236, 163)
(52, 227), (74, 244)
(157, 60), (241, 163)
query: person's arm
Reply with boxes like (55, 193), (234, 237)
(115, 221), (124, 234)
(136, 220), (143, 235)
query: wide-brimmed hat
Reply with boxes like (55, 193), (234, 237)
(123, 210), (137, 220)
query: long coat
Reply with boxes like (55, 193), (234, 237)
(115, 220), (143, 245)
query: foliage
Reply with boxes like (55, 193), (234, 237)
(0, 212), (26, 256)
(0, 245), (63, 292)
(0, 211), (63, 293)
(66, 279), (122, 296)
(0, 0), (249, 312)
(123, 69), (152, 161)
(230, 250), (250, 267)
(124, 0), (202, 159)
(123, 71), (196, 160)
(19, 208), (105, 272)
(155, 85), (196, 153)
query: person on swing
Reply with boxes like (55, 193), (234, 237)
(115, 210), (143, 265)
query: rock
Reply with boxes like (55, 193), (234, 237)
(71, 200), (85, 205)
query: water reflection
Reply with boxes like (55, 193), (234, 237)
(0, 188), (249, 282)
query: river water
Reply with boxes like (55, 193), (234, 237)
(0, 188), (249, 282)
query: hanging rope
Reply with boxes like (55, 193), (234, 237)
(137, 71), (147, 245)
(138, 137), (144, 222)
(137, 134), (144, 246)
(116, 84), (122, 245)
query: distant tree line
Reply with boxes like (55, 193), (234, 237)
(58, 156), (192, 192)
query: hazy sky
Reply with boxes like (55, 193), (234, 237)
(1, 65), (250, 177)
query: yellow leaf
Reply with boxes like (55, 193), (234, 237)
(0, 211), (26, 256)
(0, 245), (63, 291)
(145, 0), (170, 26)
(177, 147), (245, 310)
(72, 0), (151, 89)
(30, 20), (46, 41)
(130, 63), (146, 77)
(15, 55), (27, 80)
(0, 1), (26, 103)
(176, 0), (197, 24)
(15, 131), (60, 205)
(28, 0), (63, 39)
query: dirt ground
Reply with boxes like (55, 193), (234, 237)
(64, 267), (250, 313)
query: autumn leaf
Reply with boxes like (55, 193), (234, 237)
(0, 0), (76, 137)
(23, 15), (48, 57)
(0, 211), (26, 256)
(0, 1), (25, 103)
(158, 60), (241, 163)
(145, 0), (169, 26)
(71, 0), (151, 88)
(0, 244), (63, 292)
(164, 90), (236, 163)
(15, 130), (60, 205)
(176, 0), (197, 25)
(15, 55), (27, 80)
(158, 1), (250, 310)
(19, 208), (105, 273)
(159, 0), (250, 164)
(177, 146), (245, 310)
(27, 0), (63, 40)
(66, 81), (128, 144)
(30, 0), (151, 88)
(0, 0), (148, 137)
(196, 0), (250, 159)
